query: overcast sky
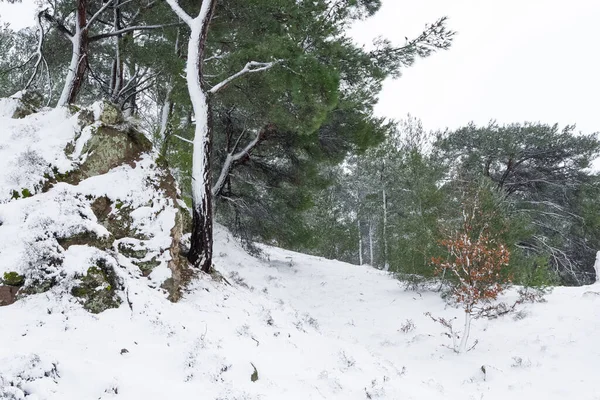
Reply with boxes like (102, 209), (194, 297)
(351, 0), (600, 135)
(2, 0), (600, 135)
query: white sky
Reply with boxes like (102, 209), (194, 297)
(351, 0), (600, 134)
(2, 0), (600, 135)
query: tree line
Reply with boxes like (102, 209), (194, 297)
(298, 117), (600, 286)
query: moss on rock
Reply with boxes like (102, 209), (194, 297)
(117, 242), (148, 259)
(99, 101), (123, 125)
(71, 259), (122, 314)
(90, 196), (147, 240)
(10, 91), (43, 119)
(133, 256), (161, 277)
(56, 230), (114, 251)
(2, 272), (25, 286)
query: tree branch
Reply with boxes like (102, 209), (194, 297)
(42, 10), (74, 39)
(24, 12), (47, 90)
(86, 0), (115, 30)
(212, 127), (265, 196)
(209, 60), (282, 95)
(164, 0), (193, 26)
(89, 22), (182, 41)
(173, 134), (193, 144)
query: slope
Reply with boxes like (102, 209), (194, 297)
(0, 99), (599, 400)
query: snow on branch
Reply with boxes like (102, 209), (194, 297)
(173, 134), (193, 144)
(164, 0), (193, 26)
(209, 60), (282, 95)
(24, 12), (49, 91)
(212, 127), (267, 196)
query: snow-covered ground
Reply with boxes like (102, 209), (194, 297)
(1, 224), (599, 399)
(1, 99), (599, 399)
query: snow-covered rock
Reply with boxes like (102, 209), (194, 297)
(0, 102), (192, 312)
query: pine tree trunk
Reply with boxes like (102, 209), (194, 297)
(369, 220), (374, 265)
(357, 218), (363, 265)
(383, 187), (389, 271)
(58, 0), (88, 106)
(381, 160), (389, 271)
(185, 0), (216, 273)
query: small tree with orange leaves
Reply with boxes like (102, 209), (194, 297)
(430, 190), (511, 353)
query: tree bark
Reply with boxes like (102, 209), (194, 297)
(184, 0), (217, 273)
(58, 0), (89, 106)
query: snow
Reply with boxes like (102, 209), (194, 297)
(1, 221), (599, 399)
(1, 104), (600, 399)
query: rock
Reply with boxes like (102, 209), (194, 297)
(71, 259), (122, 314)
(90, 196), (148, 241)
(117, 242), (148, 259)
(2, 272), (25, 286)
(0, 285), (18, 306)
(77, 109), (95, 128)
(99, 101), (124, 125)
(51, 123), (152, 188)
(9, 90), (43, 119)
(76, 125), (152, 181)
(133, 257), (161, 277)
(57, 231), (113, 251)
(162, 208), (194, 302)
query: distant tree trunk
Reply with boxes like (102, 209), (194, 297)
(381, 160), (389, 271)
(382, 187), (389, 271)
(57, 0), (88, 106)
(357, 218), (363, 265)
(369, 219), (374, 265)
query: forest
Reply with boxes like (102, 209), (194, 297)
(1, 0), (599, 290)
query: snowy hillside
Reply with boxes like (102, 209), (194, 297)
(2, 225), (600, 399)
(1, 99), (599, 400)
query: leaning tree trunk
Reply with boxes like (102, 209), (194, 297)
(184, 1), (216, 273)
(58, 0), (88, 106)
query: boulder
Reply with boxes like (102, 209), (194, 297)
(9, 90), (44, 119)
(78, 125), (152, 181)
(0, 286), (18, 306)
(71, 259), (122, 314)
(98, 101), (124, 125)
